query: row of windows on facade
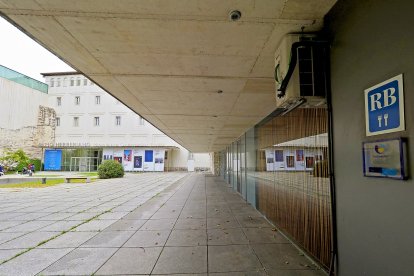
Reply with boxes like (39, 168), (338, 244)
(57, 96), (123, 106)
(57, 96), (104, 106)
(55, 116), (145, 127)
(49, 77), (94, 87)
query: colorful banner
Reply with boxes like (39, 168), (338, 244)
(154, 150), (165, 172)
(123, 149), (133, 171)
(144, 150), (154, 171)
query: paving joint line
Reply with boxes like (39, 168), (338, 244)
(92, 173), (191, 275)
(0, 173), (187, 267)
(147, 173), (198, 275)
(0, 173), (186, 270)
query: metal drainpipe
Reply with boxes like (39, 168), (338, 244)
(324, 44), (338, 276)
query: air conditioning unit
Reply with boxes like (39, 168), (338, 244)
(274, 34), (328, 113)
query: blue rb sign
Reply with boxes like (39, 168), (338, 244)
(365, 74), (405, 136)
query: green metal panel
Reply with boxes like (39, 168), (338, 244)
(0, 65), (48, 93)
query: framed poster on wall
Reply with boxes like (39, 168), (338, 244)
(114, 157), (122, 164)
(134, 156), (142, 169)
(286, 156), (295, 168)
(296, 150), (304, 161)
(306, 156), (315, 169)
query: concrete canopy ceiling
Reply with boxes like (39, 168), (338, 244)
(0, 0), (336, 152)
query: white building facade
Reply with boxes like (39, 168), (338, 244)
(42, 72), (211, 172)
(0, 65), (56, 159)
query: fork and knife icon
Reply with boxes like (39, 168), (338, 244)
(377, 114), (389, 127)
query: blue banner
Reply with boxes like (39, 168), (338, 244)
(44, 149), (62, 171)
(145, 150), (153, 162)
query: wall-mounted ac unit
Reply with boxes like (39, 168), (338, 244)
(274, 34), (328, 114)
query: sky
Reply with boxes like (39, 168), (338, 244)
(0, 17), (74, 82)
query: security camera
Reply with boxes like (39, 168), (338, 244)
(229, 10), (242, 21)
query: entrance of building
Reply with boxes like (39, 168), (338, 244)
(70, 157), (100, 172)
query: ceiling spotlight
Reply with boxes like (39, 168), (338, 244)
(229, 10), (242, 21)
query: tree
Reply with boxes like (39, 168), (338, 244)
(0, 148), (29, 172)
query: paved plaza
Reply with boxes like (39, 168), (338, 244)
(0, 173), (324, 275)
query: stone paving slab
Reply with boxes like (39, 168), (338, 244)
(208, 244), (263, 273)
(0, 249), (21, 263)
(40, 247), (118, 275)
(0, 172), (188, 273)
(38, 231), (98, 249)
(0, 248), (73, 276)
(166, 229), (207, 246)
(0, 231), (60, 249)
(96, 247), (162, 275)
(103, 218), (146, 231)
(80, 230), (134, 248)
(207, 228), (248, 245)
(123, 230), (170, 248)
(152, 246), (208, 274)
(0, 173), (326, 275)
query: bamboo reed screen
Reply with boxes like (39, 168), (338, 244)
(255, 107), (332, 269)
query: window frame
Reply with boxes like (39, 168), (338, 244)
(73, 117), (79, 127)
(115, 116), (121, 126)
(94, 116), (100, 126)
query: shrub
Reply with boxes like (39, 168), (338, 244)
(16, 161), (29, 172)
(97, 160), (124, 179)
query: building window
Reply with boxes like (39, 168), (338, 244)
(76, 78), (81, 86)
(56, 117), (60, 126)
(94, 117), (100, 126)
(90, 81), (94, 86)
(70, 78), (74, 86)
(115, 116), (121, 126)
(63, 77), (67, 87)
(75, 96), (80, 105)
(56, 97), (61, 106)
(73, 117), (79, 127)
(56, 78), (60, 87)
(50, 78), (54, 87)
(95, 96), (101, 105)
(139, 116), (145, 125)
(83, 79), (88, 86)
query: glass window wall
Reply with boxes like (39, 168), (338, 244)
(219, 107), (332, 270)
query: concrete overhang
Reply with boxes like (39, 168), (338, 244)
(0, 0), (336, 153)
